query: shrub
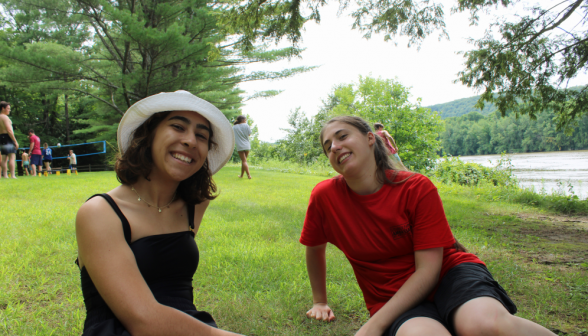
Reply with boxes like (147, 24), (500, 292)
(432, 156), (516, 187)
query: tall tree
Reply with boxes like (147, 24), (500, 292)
(0, 0), (312, 127)
(323, 76), (444, 170)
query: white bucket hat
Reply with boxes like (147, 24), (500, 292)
(117, 90), (235, 175)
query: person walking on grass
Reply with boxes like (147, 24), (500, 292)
(0, 101), (19, 179)
(75, 90), (240, 335)
(233, 115), (252, 179)
(68, 149), (77, 171)
(374, 123), (403, 166)
(21, 150), (30, 176)
(301, 115), (556, 336)
(27, 129), (42, 176)
(42, 143), (53, 174)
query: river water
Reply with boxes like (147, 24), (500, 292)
(458, 150), (588, 200)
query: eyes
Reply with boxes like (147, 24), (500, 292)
(324, 133), (347, 152)
(171, 124), (209, 141)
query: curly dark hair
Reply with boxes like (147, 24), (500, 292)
(115, 111), (218, 205)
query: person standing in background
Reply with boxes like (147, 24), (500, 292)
(68, 149), (77, 171)
(233, 115), (252, 179)
(21, 150), (30, 176)
(0, 101), (19, 179)
(28, 129), (42, 176)
(42, 143), (53, 174)
(374, 123), (404, 166)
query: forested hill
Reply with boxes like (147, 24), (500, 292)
(428, 86), (587, 119)
(441, 110), (588, 156)
(427, 95), (496, 119)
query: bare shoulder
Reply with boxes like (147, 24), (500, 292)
(0, 114), (10, 125)
(194, 199), (210, 212)
(76, 193), (124, 241)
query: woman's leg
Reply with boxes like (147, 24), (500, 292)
(238, 150), (251, 179)
(44, 161), (52, 173)
(453, 297), (556, 336)
(396, 317), (451, 336)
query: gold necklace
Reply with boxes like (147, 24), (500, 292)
(131, 186), (176, 213)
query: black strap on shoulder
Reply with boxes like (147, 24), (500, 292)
(187, 203), (195, 230)
(87, 194), (132, 244)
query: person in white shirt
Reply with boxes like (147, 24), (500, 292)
(68, 149), (77, 170)
(232, 115), (252, 179)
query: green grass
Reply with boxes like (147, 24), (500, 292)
(1, 169), (587, 335)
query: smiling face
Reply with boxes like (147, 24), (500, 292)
(321, 121), (376, 178)
(149, 110), (212, 182)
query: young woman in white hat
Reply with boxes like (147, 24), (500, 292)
(75, 91), (241, 335)
(301, 116), (556, 336)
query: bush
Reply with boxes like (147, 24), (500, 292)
(431, 156), (516, 187)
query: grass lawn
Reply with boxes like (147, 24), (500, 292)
(0, 168), (586, 335)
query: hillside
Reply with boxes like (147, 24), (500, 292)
(429, 85), (587, 119)
(427, 95), (497, 119)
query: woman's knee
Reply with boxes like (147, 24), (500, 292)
(396, 317), (451, 336)
(453, 297), (513, 336)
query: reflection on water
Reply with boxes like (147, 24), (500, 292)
(458, 150), (588, 199)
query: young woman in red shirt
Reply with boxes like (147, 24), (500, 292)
(300, 116), (555, 336)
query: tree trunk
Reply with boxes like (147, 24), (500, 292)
(64, 94), (69, 143)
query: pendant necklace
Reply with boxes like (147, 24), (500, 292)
(131, 186), (176, 213)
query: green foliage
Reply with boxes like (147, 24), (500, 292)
(456, 0), (588, 129)
(275, 107), (330, 165)
(428, 95), (497, 119)
(0, 0), (314, 144)
(432, 156), (516, 187)
(219, 0), (588, 128)
(324, 76), (444, 170)
(441, 110), (588, 156)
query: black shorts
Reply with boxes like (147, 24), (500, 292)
(43, 159), (52, 163)
(385, 263), (517, 336)
(0, 134), (16, 155)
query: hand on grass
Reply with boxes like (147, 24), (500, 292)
(306, 303), (335, 322)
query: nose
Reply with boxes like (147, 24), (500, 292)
(330, 140), (342, 153)
(182, 133), (197, 148)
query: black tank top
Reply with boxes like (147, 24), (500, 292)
(79, 194), (216, 335)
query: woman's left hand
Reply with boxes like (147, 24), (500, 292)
(355, 321), (385, 336)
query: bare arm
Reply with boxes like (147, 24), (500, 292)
(192, 199), (210, 235)
(28, 140), (35, 156)
(76, 197), (240, 336)
(305, 244), (336, 322)
(355, 247), (444, 336)
(383, 130), (398, 150)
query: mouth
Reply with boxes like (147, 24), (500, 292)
(337, 152), (351, 164)
(171, 152), (194, 164)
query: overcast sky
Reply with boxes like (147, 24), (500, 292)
(238, 0), (588, 142)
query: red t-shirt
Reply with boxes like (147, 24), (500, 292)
(300, 172), (483, 316)
(29, 134), (42, 155)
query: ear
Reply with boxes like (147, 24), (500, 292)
(367, 132), (376, 146)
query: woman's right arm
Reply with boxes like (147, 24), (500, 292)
(76, 197), (241, 336)
(305, 244), (335, 322)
